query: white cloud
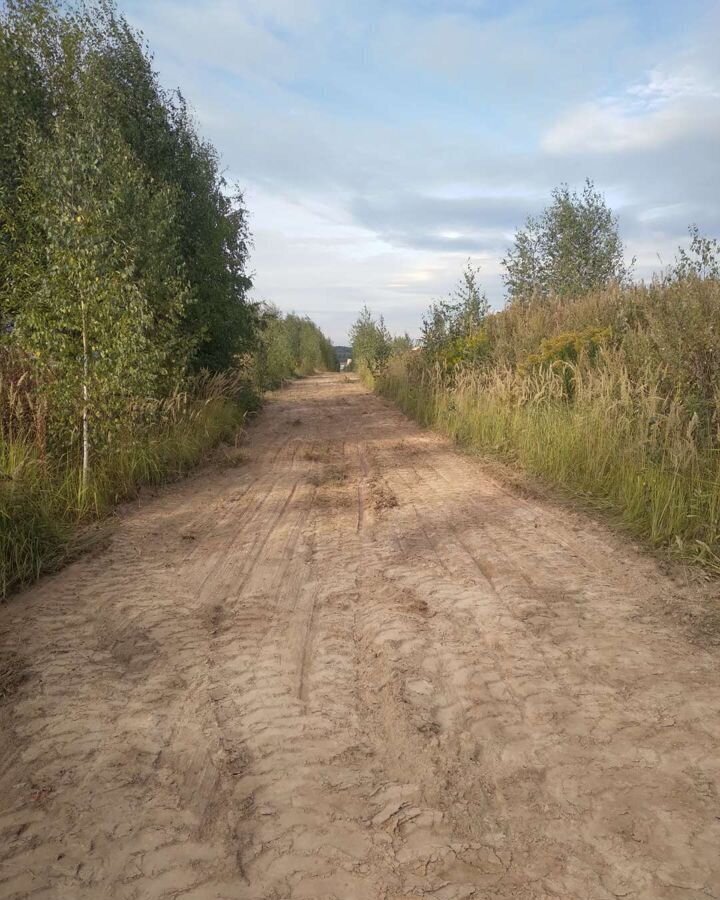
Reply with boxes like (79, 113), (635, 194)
(628, 67), (720, 105)
(132, 0), (330, 85)
(543, 65), (720, 155)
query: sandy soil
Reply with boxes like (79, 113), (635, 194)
(1, 373), (719, 900)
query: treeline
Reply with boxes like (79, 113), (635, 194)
(0, 1), (335, 595)
(257, 308), (337, 386)
(1, 0), (256, 462)
(352, 182), (720, 569)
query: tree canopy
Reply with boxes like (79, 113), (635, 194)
(350, 307), (393, 374)
(0, 0), (257, 473)
(502, 180), (632, 305)
(422, 260), (489, 356)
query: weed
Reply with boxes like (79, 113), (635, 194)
(0, 651), (27, 701)
(302, 447), (330, 463)
(369, 478), (399, 511)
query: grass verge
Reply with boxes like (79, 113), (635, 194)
(375, 358), (720, 572)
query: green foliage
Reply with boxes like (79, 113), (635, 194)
(391, 333), (415, 355)
(670, 225), (720, 282)
(377, 350), (720, 571)
(422, 259), (489, 359)
(0, 0), (259, 480)
(483, 277), (720, 440)
(522, 327), (611, 397)
(364, 226), (720, 569)
(503, 180), (632, 304)
(257, 306), (337, 386)
(440, 329), (492, 371)
(0, 370), (258, 596)
(0, 0), (255, 389)
(350, 306), (392, 375)
(7, 116), (190, 459)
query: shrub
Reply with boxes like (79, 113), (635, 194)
(256, 307), (337, 387)
(521, 326), (612, 397)
(437, 329), (491, 373)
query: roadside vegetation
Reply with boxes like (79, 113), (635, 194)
(256, 307), (337, 386)
(0, 1), (335, 597)
(352, 182), (720, 570)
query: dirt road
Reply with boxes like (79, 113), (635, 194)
(1, 374), (719, 900)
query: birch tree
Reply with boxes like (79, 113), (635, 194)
(503, 180), (632, 305)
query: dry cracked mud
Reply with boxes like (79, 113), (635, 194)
(1, 373), (719, 900)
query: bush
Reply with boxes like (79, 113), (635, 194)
(376, 349), (720, 568)
(521, 326), (611, 398)
(430, 329), (491, 374)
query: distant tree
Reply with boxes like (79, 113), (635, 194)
(350, 306), (392, 374)
(257, 305), (336, 385)
(258, 305), (295, 385)
(503, 180), (632, 304)
(671, 225), (720, 281)
(422, 260), (489, 355)
(452, 259), (490, 332)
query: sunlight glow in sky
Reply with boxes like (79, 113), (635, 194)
(125, 0), (720, 341)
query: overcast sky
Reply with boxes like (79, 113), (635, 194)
(124, 0), (720, 343)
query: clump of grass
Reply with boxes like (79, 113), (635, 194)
(0, 650), (27, 701)
(369, 477), (399, 511)
(302, 446), (331, 463)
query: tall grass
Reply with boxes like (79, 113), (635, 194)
(378, 352), (720, 570)
(0, 369), (258, 597)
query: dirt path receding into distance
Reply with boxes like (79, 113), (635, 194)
(1, 374), (719, 900)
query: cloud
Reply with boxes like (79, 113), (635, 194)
(136, 1), (298, 83)
(349, 192), (533, 253)
(369, 3), (634, 100)
(123, 0), (720, 341)
(244, 184), (509, 342)
(543, 65), (720, 155)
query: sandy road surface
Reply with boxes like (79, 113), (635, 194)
(1, 373), (719, 900)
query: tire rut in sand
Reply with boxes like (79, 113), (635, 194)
(1, 374), (719, 900)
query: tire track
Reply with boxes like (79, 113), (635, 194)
(1, 374), (719, 900)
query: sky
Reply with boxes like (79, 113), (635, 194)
(124, 0), (720, 343)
